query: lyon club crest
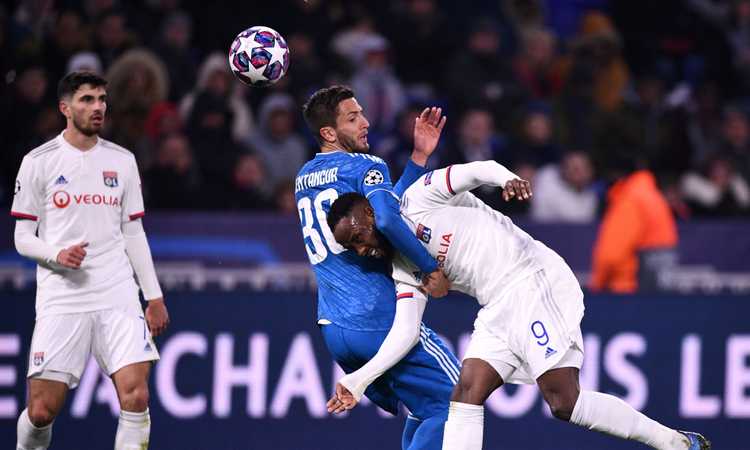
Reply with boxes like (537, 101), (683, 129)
(33, 352), (44, 366)
(103, 171), (118, 188)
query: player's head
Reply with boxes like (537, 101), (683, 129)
(302, 85), (370, 153)
(58, 71), (108, 136)
(327, 192), (392, 259)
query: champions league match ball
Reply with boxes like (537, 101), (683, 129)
(228, 26), (290, 87)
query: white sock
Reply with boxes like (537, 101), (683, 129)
(442, 401), (484, 450)
(17, 408), (52, 450)
(114, 408), (151, 450)
(570, 391), (690, 450)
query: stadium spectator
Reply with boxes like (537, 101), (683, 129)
(443, 18), (525, 131)
(512, 26), (565, 101)
(144, 133), (205, 210)
(152, 11), (198, 102)
(273, 180), (298, 215)
(511, 101), (562, 167)
(42, 10), (89, 83)
(66, 51), (103, 75)
(180, 52), (255, 144)
(246, 93), (309, 190)
(1, 66), (50, 180)
(531, 150), (598, 223)
(559, 11), (630, 112)
(390, 0), (453, 90)
(105, 48), (169, 164)
(226, 154), (273, 210)
(591, 165), (678, 293)
(374, 104), (439, 177)
(681, 153), (750, 216)
(94, 8), (136, 70)
(285, 32), (326, 104)
(718, 105), (750, 180)
(349, 35), (406, 141)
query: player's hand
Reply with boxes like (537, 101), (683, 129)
(56, 242), (89, 269)
(145, 298), (170, 337)
(502, 178), (533, 202)
(422, 269), (450, 298)
(411, 107), (447, 166)
(327, 382), (359, 414)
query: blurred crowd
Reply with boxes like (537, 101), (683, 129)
(2, 0), (750, 220)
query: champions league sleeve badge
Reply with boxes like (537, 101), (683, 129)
(364, 169), (384, 186)
(103, 171), (119, 188)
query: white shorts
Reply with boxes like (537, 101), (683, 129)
(464, 265), (585, 385)
(27, 300), (159, 389)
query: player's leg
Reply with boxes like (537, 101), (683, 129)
(442, 358), (504, 450)
(346, 325), (460, 450)
(537, 365), (706, 450)
(92, 296), (159, 450)
(111, 362), (152, 450)
(19, 313), (92, 450)
(17, 379), (68, 450)
(407, 411), (448, 450)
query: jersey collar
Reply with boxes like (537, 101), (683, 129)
(58, 131), (101, 155)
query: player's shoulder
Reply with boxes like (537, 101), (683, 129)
(26, 137), (63, 160)
(350, 152), (386, 166)
(99, 139), (137, 164)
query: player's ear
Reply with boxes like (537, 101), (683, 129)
(364, 205), (374, 218)
(320, 126), (337, 144)
(59, 100), (70, 120)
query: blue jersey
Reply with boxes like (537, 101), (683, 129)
(295, 151), (404, 331)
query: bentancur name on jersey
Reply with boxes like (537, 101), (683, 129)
(295, 167), (339, 193)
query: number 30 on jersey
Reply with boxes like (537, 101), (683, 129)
(298, 188), (345, 264)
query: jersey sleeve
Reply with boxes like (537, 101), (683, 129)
(121, 158), (145, 222)
(358, 159), (396, 200)
(392, 253), (428, 303)
(393, 160), (428, 198)
(408, 161), (520, 208)
(10, 156), (42, 221)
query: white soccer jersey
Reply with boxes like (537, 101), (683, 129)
(392, 162), (568, 306)
(11, 133), (145, 317)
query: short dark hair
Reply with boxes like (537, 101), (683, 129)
(302, 85), (355, 145)
(58, 71), (108, 100)
(327, 192), (367, 234)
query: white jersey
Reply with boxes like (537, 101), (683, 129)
(11, 133), (145, 317)
(392, 162), (570, 306)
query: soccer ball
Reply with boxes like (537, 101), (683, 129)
(228, 26), (290, 87)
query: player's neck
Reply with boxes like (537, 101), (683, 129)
(319, 142), (350, 153)
(63, 128), (98, 151)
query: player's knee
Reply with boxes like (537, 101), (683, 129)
(27, 402), (56, 427)
(545, 391), (578, 422)
(451, 376), (486, 405)
(120, 384), (149, 412)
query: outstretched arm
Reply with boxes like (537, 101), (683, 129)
(394, 107), (447, 197)
(328, 290), (426, 413)
(425, 161), (532, 202)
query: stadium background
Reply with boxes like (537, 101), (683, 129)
(1, 0), (749, 449)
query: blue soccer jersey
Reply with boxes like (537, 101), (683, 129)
(295, 151), (404, 331)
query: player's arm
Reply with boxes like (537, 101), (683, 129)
(121, 159), (169, 336)
(427, 161), (532, 202)
(10, 155), (84, 269)
(361, 160), (440, 276)
(393, 107), (447, 197)
(328, 258), (426, 413)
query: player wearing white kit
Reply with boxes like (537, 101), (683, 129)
(325, 160), (710, 450)
(11, 72), (169, 450)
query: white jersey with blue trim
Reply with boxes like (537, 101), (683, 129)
(392, 162), (568, 306)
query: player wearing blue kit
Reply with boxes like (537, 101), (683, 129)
(295, 86), (457, 450)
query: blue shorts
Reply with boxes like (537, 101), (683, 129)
(320, 322), (459, 419)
